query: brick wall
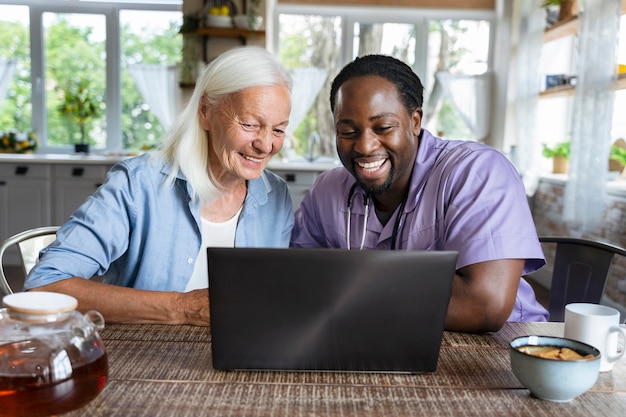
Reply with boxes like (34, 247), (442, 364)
(530, 177), (626, 314)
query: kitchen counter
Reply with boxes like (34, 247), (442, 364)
(0, 152), (131, 165)
(0, 153), (341, 172)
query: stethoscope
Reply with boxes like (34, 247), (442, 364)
(345, 182), (408, 250)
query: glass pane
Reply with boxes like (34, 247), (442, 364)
(120, 10), (182, 152)
(0, 5), (32, 148)
(44, 12), (107, 150)
(424, 19), (490, 140)
(278, 14), (342, 162)
(353, 22), (415, 66)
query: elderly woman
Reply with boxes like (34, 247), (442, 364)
(24, 46), (293, 326)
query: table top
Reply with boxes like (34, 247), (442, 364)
(64, 322), (626, 417)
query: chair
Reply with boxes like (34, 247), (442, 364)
(539, 236), (626, 322)
(0, 226), (60, 296)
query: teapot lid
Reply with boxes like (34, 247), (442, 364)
(3, 292), (78, 314)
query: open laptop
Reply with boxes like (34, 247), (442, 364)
(207, 248), (458, 373)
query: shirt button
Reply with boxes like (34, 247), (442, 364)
(187, 258), (194, 264)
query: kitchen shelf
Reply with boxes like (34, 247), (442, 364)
(540, 1), (626, 99)
(195, 27), (265, 41)
(544, 0), (626, 43)
(178, 26), (267, 88)
(540, 73), (626, 99)
(543, 17), (578, 43)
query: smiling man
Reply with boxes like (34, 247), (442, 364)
(290, 55), (549, 333)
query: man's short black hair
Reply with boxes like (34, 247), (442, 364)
(330, 54), (424, 115)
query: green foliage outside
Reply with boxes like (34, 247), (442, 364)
(277, 17), (478, 160)
(610, 145), (626, 166)
(0, 14), (181, 151)
(57, 78), (103, 144)
(0, 20), (30, 133)
(542, 141), (571, 159)
(2, 11), (479, 156)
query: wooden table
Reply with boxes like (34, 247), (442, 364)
(65, 322), (626, 417)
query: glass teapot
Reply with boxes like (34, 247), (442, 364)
(0, 292), (108, 417)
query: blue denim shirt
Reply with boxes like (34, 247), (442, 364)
(24, 153), (294, 292)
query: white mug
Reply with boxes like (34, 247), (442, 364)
(564, 303), (626, 372)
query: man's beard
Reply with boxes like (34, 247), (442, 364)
(358, 167), (394, 196)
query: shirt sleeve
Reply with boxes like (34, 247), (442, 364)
(290, 168), (350, 248)
(439, 146), (545, 275)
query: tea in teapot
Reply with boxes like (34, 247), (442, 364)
(0, 292), (108, 417)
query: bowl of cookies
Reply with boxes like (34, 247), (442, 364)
(509, 335), (601, 402)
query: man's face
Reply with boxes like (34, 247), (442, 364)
(333, 75), (421, 201)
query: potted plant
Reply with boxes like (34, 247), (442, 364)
(542, 141), (570, 173)
(179, 12), (200, 35)
(610, 144), (626, 179)
(179, 10), (203, 85)
(57, 78), (103, 153)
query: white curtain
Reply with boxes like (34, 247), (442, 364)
(287, 67), (328, 135)
(128, 64), (181, 130)
(563, 0), (621, 230)
(435, 71), (492, 141)
(0, 57), (17, 103)
(513, 0), (545, 196)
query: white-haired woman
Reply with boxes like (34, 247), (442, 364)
(25, 46), (293, 326)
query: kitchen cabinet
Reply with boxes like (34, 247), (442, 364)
(0, 163), (52, 264)
(270, 169), (320, 209)
(52, 164), (112, 225)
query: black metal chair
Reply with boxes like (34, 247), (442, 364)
(539, 236), (626, 322)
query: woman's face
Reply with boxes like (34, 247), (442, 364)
(200, 84), (291, 184)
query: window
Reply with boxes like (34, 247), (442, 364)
(43, 11), (107, 149)
(0, 5), (30, 135)
(275, 5), (494, 163)
(0, 0), (181, 153)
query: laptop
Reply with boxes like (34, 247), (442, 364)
(207, 247), (458, 373)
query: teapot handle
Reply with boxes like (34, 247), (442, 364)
(84, 310), (105, 331)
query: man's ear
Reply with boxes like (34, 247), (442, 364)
(412, 108), (423, 136)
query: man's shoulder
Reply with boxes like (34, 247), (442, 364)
(316, 166), (353, 184)
(432, 138), (512, 171)
(303, 167), (354, 207)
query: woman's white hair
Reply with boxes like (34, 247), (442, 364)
(154, 46), (292, 202)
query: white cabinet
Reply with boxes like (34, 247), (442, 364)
(270, 170), (320, 209)
(0, 163), (52, 264)
(52, 164), (111, 224)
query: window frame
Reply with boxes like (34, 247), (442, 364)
(2, 0), (181, 153)
(272, 4), (497, 150)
